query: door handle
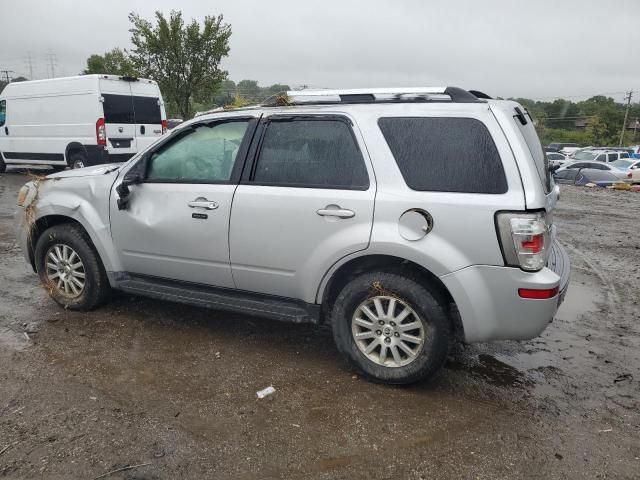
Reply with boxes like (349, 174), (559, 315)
(316, 206), (355, 218)
(4, 126), (7, 135)
(188, 199), (218, 210)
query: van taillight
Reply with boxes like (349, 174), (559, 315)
(161, 119), (168, 135)
(96, 118), (106, 146)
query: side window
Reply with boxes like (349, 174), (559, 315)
(607, 153), (618, 162)
(569, 163), (583, 169)
(252, 118), (369, 189)
(620, 152), (629, 159)
(0, 100), (6, 127)
(146, 120), (249, 182)
(379, 117), (507, 194)
(595, 154), (606, 162)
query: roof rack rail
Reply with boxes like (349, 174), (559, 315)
(278, 87), (486, 106)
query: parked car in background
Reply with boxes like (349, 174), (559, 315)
(546, 151), (568, 169)
(166, 118), (184, 130)
(0, 75), (167, 172)
(555, 160), (631, 181)
(547, 142), (579, 153)
(568, 149), (629, 163)
(554, 168), (626, 187)
(14, 86), (570, 385)
(611, 158), (640, 183)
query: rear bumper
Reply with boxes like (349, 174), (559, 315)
(440, 240), (570, 343)
(83, 145), (134, 166)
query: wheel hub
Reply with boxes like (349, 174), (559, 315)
(45, 244), (86, 298)
(351, 295), (426, 368)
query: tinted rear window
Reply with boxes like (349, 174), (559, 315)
(103, 94), (161, 124)
(133, 96), (162, 124)
(103, 94), (133, 124)
(378, 117), (507, 194)
(253, 119), (369, 189)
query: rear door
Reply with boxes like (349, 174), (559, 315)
(100, 78), (138, 157)
(229, 114), (375, 302)
(130, 81), (165, 152)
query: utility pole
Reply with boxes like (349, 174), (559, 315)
(25, 52), (34, 79)
(45, 51), (57, 78)
(0, 70), (14, 83)
(619, 90), (633, 147)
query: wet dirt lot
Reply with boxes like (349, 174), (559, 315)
(0, 169), (639, 479)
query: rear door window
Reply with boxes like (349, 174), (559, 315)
(133, 96), (162, 124)
(103, 94), (134, 124)
(378, 117), (507, 194)
(252, 118), (369, 189)
(0, 100), (5, 126)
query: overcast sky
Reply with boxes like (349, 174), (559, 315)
(1, 0), (638, 102)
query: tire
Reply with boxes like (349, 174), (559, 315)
(34, 224), (110, 310)
(0, 155), (6, 173)
(331, 271), (451, 384)
(69, 152), (88, 169)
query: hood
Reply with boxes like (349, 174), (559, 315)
(47, 163), (122, 179)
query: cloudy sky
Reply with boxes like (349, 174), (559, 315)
(1, 0), (638, 102)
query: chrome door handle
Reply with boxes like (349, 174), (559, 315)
(316, 207), (355, 218)
(188, 199), (218, 210)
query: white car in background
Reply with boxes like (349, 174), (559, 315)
(556, 160), (632, 182)
(611, 158), (640, 183)
(546, 151), (568, 169)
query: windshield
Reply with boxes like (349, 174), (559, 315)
(611, 159), (633, 169)
(572, 151), (597, 161)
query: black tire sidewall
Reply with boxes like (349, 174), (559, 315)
(331, 272), (450, 384)
(69, 153), (88, 169)
(34, 225), (107, 310)
(0, 155), (6, 173)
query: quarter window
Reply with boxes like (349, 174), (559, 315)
(252, 119), (369, 189)
(378, 117), (507, 193)
(146, 121), (249, 182)
(0, 100), (6, 127)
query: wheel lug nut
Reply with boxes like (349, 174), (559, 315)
(390, 321), (396, 327)
(378, 320), (384, 326)
(376, 330), (382, 336)
(384, 337), (391, 344)
(394, 332), (400, 337)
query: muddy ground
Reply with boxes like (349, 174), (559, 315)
(0, 169), (638, 479)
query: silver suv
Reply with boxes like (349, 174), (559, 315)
(15, 87), (570, 384)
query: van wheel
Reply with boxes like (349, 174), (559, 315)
(69, 152), (88, 169)
(0, 156), (6, 173)
(331, 272), (450, 384)
(34, 224), (110, 310)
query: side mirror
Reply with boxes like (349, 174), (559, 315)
(116, 158), (146, 210)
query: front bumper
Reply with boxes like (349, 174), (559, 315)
(440, 240), (571, 343)
(14, 205), (32, 267)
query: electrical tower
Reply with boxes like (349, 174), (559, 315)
(25, 52), (34, 79)
(45, 51), (57, 78)
(0, 70), (14, 83)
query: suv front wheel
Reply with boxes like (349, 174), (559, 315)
(331, 272), (450, 384)
(34, 224), (110, 310)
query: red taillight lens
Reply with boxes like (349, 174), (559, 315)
(521, 233), (544, 254)
(162, 119), (168, 134)
(96, 118), (106, 146)
(518, 286), (559, 299)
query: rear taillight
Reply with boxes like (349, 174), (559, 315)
(627, 172), (632, 178)
(162, 119), (168, 135)
(96, 118), (106, 146)
(496, 211), (551, 271)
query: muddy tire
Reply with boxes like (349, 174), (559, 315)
(331, 272), (450, 384)
(69, 152), (88, 169)
(0, 155), (6, 173)
(34, 224), (110, 310)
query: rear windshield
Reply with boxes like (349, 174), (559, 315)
(103, 94), (161, 124)
(378, 117), (507, 194)
(515, 112), (552, 193)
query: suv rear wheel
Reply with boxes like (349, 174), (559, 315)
(34, 224), (110, 310)
(331, 272), (450, 384)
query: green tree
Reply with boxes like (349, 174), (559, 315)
(128, 10), (231, 119)
(83, 48), (136, 76)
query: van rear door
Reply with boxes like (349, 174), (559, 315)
(99, 78), (138, 158)
(130, 81), (165, 152)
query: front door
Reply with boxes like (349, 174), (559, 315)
(110, 116), (258, 287)
(229, 115), (376, 302)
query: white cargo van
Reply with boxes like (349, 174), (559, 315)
(0, 75), (167, 172)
